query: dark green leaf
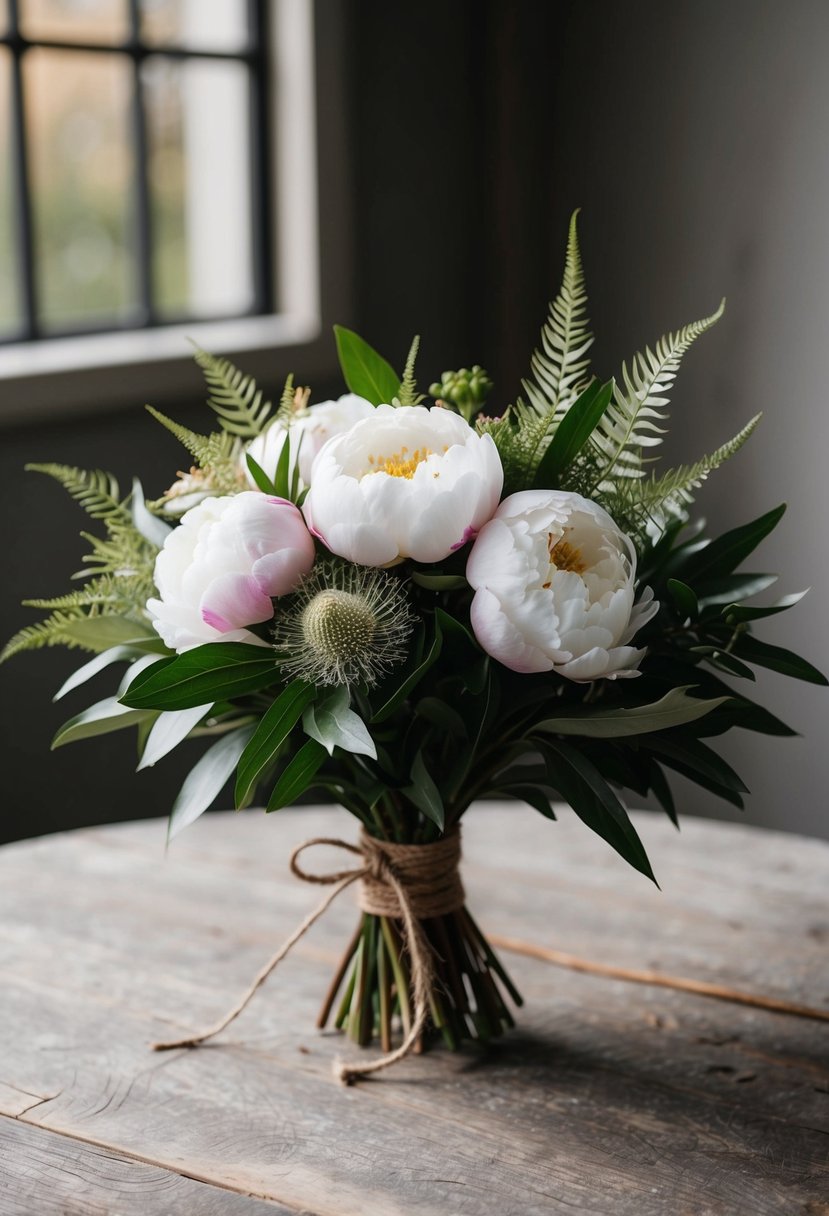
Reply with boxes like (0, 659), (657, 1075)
(52, 696), (153, 749)
(684, 504), (786, 582)
(333, 325), (400, 405)
(121, 642), (280, 710)
(245, 452), (276, 495)
(731, 634), (828, 685)
(537, 738), (656, 883)
(696, 573), (778, 608)
(533, 379), (613, 487)
(415, 696), (467, 738)
(534, 687), (729, 738)
(410, 571), (469, 591)
(647, 760), (678, 826)
(235, 681), (315, 808)
(168, 724), (255, 841)
(267, 739), (328, 811)
(404, 750), (445, 830)
(371, 620), (442, 723)
(667, 578), (699, 619)
(724, 589), (808, 623)
(496, 784), (557, 820)
(643, 735), (749, 795)
(272, 428), (293, 499)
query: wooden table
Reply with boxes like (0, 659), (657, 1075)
(1, 805), (827, 1215)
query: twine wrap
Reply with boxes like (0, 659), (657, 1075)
(152, 828), (464, 1085)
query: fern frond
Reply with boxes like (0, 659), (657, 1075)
(1, 610), (88, 663)
(522, 209), (593, 424)
(588, 300), (725, 490)
(146, 407), (234, 469)
(193, 348), (273, 437)
(26, 464), (129, 524)
(608, 413), (761, 539)
(397, 335), (424, 406)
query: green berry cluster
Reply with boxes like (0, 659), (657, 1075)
(428, 365), (493, 420)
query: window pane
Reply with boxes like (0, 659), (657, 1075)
(143, 55), (254, 319)
(0, 49), (22, 335)
(20, 0), (130, 43)
(140, 0), (250, 52)
(25, 49), (136, 330)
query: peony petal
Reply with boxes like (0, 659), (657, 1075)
(200, 572), (275, 632)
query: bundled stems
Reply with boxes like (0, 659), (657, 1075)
(318, 906), (522, 1051)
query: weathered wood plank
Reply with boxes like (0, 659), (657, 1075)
(0, 1117), (295, 1215)
(0, 806), (827, 1215)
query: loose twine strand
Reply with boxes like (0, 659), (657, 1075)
(152, 830), (829, 1084)
(151, 831), (465, 1085)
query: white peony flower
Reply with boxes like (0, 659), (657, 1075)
(147, 491), (316, 652)
(466, 489), (658, 680)
(243, 393), (375, 490)
(303, 404), (504, 566)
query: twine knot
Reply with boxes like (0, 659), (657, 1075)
(151, 828), (464, 1085)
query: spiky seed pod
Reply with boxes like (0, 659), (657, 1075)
(273, 562), (415, 688)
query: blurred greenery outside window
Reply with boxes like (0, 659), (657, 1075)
(0, 0), (336, 420)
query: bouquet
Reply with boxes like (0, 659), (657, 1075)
(5, 215), (824, 1080)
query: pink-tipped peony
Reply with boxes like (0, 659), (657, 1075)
(147, 491), (316, 652)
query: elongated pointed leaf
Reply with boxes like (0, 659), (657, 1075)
(410, 571), (468, 591)
(538, 738), (656, 883)
(535, 687), (729, 738)
(54, 645), (144, 701)
(267, 739), (328, 811)
(533, 379), (613, 487)
(121, 642), (278, 710)
(272, 428), (293, 499)
(52, 697), (153, 749)
(334, 325), (400, 405)
(643, 735), (749, 795)
(303, 688), (377, 759)
(404, 750), (444, 830)
(732, 634), (828, 685)
(235, 681), (315, 808)
(667, 578), (699, 619)
(695, 573), (778, 607)
(245, 452), (276, 495)
(371, 620), (442, 723)
(131, 477), (172, 547)
(168, 724), (255, 841)
(724, 589), (809, 624)
(685, 504), (786, 582)
(496, 784), (557, 820)
(138, 703), (213, 770)
(62, 615), (163, 654)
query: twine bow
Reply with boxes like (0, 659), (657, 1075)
(152, 830), (464, 1085)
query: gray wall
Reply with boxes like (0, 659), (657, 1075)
(546, 0), (829, 836)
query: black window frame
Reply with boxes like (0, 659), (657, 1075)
(0, 0), (273, 344)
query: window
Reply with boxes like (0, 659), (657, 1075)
(1, 0), (271, 340)
(0, 0), (350, 420)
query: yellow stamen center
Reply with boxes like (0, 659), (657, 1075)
(366, 446), (433, 479)
(547, 532), (586, 575)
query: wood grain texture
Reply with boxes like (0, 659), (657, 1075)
(1, 805), (827, 1215)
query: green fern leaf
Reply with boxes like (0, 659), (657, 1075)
(1, 611), (89, 663)
(193, 347), (273, 438)
(26, 464), (129, 524)
(522, 209), (593, 424)
(588, 300), (725, 490)
(397, 335), (425, 406)
(608, 413), (761, 538)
